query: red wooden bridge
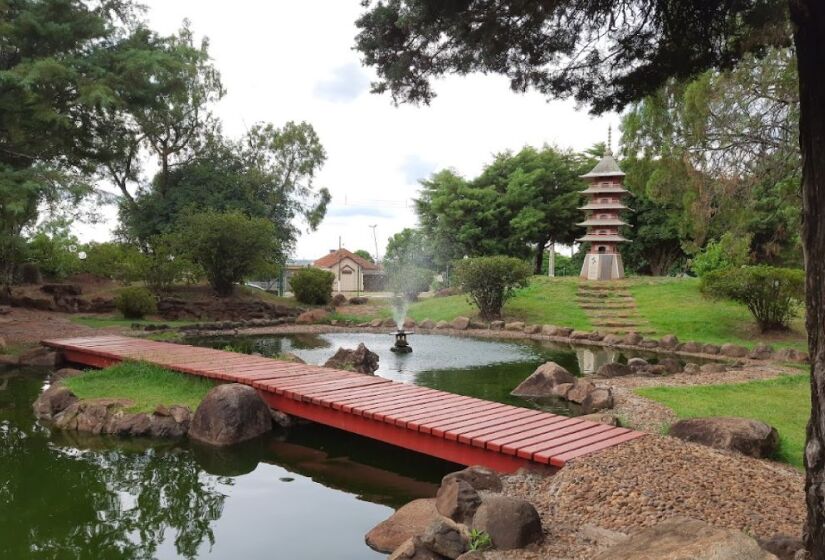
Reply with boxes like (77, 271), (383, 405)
(42, 335), (644, 473)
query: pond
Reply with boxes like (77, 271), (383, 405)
(190, 331), (647, 414)
(1, 333), (659, 559)
(0, 366), (454, 559)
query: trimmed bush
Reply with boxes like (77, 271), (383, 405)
(691, 232), (751, 277)
(290, 267), (334, 305)
(452, 256), (532, 320)
(177, 211), (278, 297)
(114, 286), (157, 319)
(701, 266), (804, 332)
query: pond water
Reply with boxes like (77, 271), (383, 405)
(1, 333), (660, 559)
(190, 332), (647, 414)
(0, 367), (453, 559)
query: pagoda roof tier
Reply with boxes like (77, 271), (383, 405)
(577, 234), (630, 243)
(577, 218), (630, 227)
(581, 185), (631, 195)
(581, 152), (626, 178)
(579, 202), (630, 211)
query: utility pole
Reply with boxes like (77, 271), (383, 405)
(546, 239), (556, 277)
(369, 224), (379, 263)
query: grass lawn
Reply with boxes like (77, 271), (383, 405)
(629, 277), (807, 351)
(63, 362), (215, 413)
(636, 374), (810, 468)
(71, 316), (198, 329)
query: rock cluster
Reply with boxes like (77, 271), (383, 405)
(157, 296), (296, 321)
(323, 343), (379, 374)
(35, 385), (192, 438)
(668, 417), (779, 459)
(1, 283), (115, 313)
(511, 362), (614, 412)
(370, 465), (542, 559)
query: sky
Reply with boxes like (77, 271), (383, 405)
(75, 0), (617, 261)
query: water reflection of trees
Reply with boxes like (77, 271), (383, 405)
(1, 400), (226, 559)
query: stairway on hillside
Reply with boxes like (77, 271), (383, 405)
(576, 282), (653, 335)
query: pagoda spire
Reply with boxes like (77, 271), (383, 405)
(606, 125), (612, 155)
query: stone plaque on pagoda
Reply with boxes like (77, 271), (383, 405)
(577, 145), (631, 280)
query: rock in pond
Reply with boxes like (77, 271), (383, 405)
(366, 499), (440, 553)
(596, 362), (632, 378)
(420, 517), (470, 559)
(566, 380), (596, 404)
(593, 517), (777, 560)
(389, 537), (447, 560)
(188, 384), (272, 446)
(442, 465), (503, 492)
(669, 417), (779, 459)
(323, 343), (379, 374)
(510, 362), (576, 398)
(472, 496), (542, 550)
(436, 478), (481, 525)
(581, 387), (614, 413)
(33, 385), (78, 420)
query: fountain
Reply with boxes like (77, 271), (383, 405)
(391, 329), (413, 353)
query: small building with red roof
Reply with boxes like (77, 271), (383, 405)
(313, 248), (383, 293)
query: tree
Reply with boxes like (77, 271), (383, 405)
(177, 211), (279, 296)
(354, 1), (825, 554)
(354, 249), (375, 263)
(122, 121), (330, 260)
(384, 228), (435, 270)
(452, 256), (531, 320)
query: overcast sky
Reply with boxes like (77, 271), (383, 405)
(76, 0), (616, 261)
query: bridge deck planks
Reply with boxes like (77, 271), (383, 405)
(42, 335), (644, 472)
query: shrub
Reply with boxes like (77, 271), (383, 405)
(114, 286), (157, 319)
(701, 266), (804, 332)
(80, 242), (144, 282)
(19, 262), (42, 284)
(177, 211), (278, 297)
(290, 267), (334, 305)
(691, 232), (751, 277)
(26, 229), (81, 279)
(138, 237), (196, 293)
(452, 256), (532, 320)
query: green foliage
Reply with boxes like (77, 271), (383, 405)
(415, 146), (585, 271)
(691, 233), (752, 277)
(468, 529), (493, 552)
(25, 222), (82, 279)
(138, 237), (196, 293)
(637, 375), (810, 468)
(701, 266), (805, 332)
(177, 211), (279, 297)
(384, 228), (435, 270)
(122, 121), (329, 259)
(114, 287), (157, 320)
(79, 242), (143, 282)
(354, 249), (375, 263)
(63, 362), (215, 414)
(289, 267), (335, 305)
(452, 256), (532, 320)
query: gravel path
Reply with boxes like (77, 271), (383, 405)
(496, 435), (805, 559)
(0, 308), (98, 347)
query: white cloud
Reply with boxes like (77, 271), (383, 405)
(73, 0), (617, 261)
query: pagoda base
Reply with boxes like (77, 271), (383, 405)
(580, 253), (625, 281)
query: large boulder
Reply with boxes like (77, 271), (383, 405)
(757, 534), (805, 560)
(721, 343), (749, 358)
(581, 387), (614, 413)
(510, 362), (576, 398)
(596, 362), (632, 378)
(33, 385), (78, 420)
(420, 517), (470, 559)
(419, 319), (436, 329)
(389, 537), (448, 560)
(593, 517), (777, 560)
(436, 478), (481, 525)
(669, 417), (779, 459)
(188, 384), (272, 446)
(295, 308), (329, 324)
(565, 380), (596, 404)
(442, 465), (503, 492)
(18, 347), (62, 368)
(323, 343), (379, 374)
(366, 499), (440, 553)
(472, 496), (542, 550)
(451, 316), (471, 330)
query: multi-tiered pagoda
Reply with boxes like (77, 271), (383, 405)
(577, 145), (631, 280)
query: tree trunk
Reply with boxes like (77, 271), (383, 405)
(533, 239), (547, 275)
(790, 1), (825, 557)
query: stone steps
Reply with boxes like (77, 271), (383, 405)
(577, 282), (649, 336)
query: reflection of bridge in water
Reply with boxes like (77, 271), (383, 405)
(43, 335), (645, 473)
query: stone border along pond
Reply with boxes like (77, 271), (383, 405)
(157, 315), (810, 366)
